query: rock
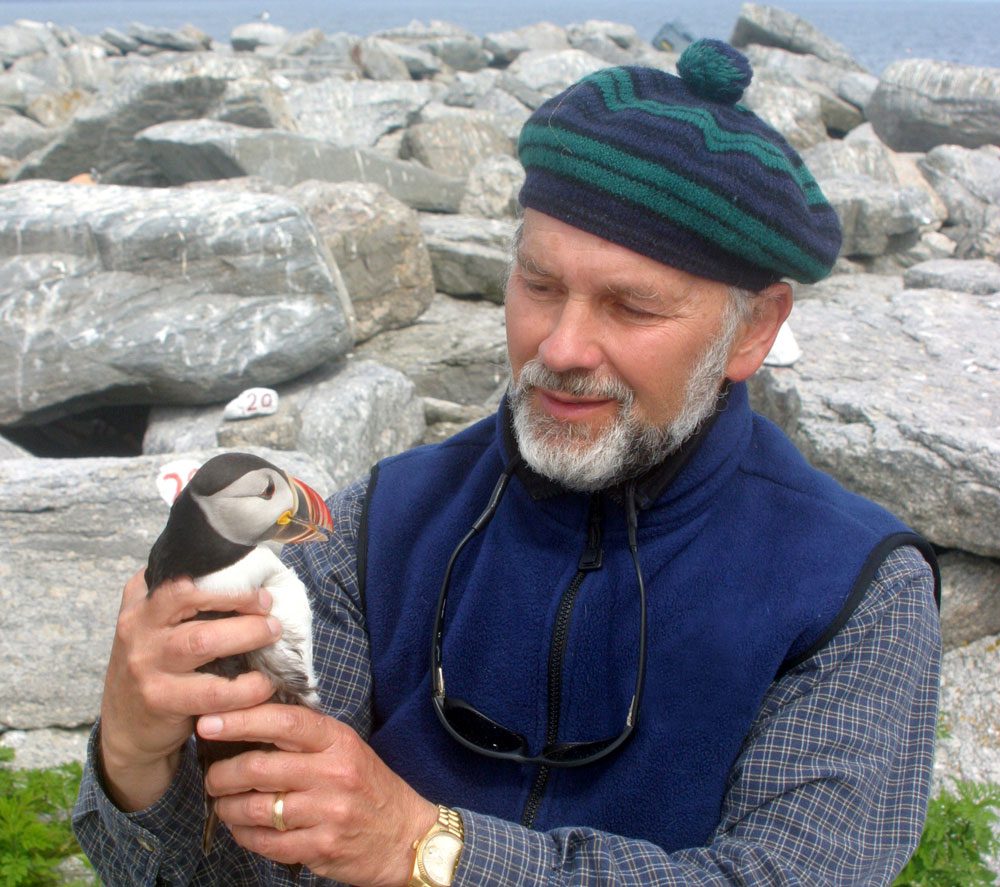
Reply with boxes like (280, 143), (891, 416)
(217, 402), (302, 450)
(443, 69), (502, 108)
(401, 115), (512, 177)
(419, 214), (514, 302)
(730, 3), (866, 72)
(126, 21), (211, 53)
(278, 28), (328, 58)
(460, 154), (524, 219)
(356, 293), (508, 405)
(470, 86), (532, 140)
(142, 405), (221, 454)
(0, 727), (90, 769)
(867, 59), (1000, 152)
(566, 21), (643, 65)
(904, 259), (1000, 295)
(918, 145), (1000, 260)
(820, 175), (939, 257)
(803, 139), (902, 185)
(0, 114), (54, 160)
(136, 119), (465, 213)
(281, 359), (425, 487)
(0, 434), (31, 459)
(748, 275), (1000, 558)
(939, 550), (1000, 650)
(504, 49), (608, 100)
(0, 182), (352, 425)
(231, 22), (291, 53)
(352, 36), (413, 81)
(287, 180), (434, 342)
(0, 21), (62, 67)
(0, 69), (57, 116)
(745, 45), (873, 133)
(0, 447), (333, 729)
(26, 87), (92, 129)
(100, 27), (140, 54)
(376, 20), (490, 72)
(283, 77), (438, 148)
(484, 23), (570, 65)
(741, 79), (827, 150)
(13, 54), (277, 185)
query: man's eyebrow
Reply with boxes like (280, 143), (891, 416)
(606, 282), (665, 303)
(515, 250), (553, 276)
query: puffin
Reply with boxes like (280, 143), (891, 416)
(145, 451), (333, 864)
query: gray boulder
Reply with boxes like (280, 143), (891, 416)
(460, 154), (524, 219)
(0, 21), (63, 67)
(742, 79), (827, 150)
(376, 20), (490, 73)
(484, 23), (570, 65)
(0, 113), (54, 160)
(126, 22), (211, 53)
(144, 360), (426, 489)
(419, 214), (514, 302)
(352, 36), (413, 81)
(867, 59), (1000, 152)
(939, 551), (1000, 650)
(287, 180), (434, 342)
(13, 54), (278, 185)
(231, 22), (291, 53)
(356, 293), (508, 405)
(0, 447), (333, 729)
(904, 259), (1000, 295)
(283, 77), (438, 147)
(821, 175), (939, 257)
(0, 182), (353, 425)
(566, 21), (643, 65)
(918, 145), (1000, 260)
(136, 119), (465, 212)
(749, 275), (1000, 558)
(503, 49), (608, 101)
(730, 3), (866, 72)
(401, 114), (512, 177)
(0, 434), (31, 459)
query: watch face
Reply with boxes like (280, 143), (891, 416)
(421, 832), (463, 885)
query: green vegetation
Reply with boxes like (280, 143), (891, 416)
(895, 778), (1000, 887)
(0, 747), (95, 887)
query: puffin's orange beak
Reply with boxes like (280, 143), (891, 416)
(272, 475), (333, 543)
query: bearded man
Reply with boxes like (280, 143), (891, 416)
(76, 40), (940, 886)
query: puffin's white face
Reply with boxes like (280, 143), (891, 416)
(191, 466), (296, 547)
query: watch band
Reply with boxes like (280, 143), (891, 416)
(408, 805), (465, 887)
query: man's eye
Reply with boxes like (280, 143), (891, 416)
(262, 479), (275, 499)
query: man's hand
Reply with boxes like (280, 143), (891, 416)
(99, 569), (280, 811)
(199, 704), (439, 887)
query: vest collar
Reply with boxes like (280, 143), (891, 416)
(499, 383), (732, 510)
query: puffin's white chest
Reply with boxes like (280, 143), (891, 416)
(195, 546), (318, 704)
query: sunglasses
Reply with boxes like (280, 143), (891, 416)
(430, 461), (647, 768)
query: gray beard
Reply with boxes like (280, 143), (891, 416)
(508, 318), (739, 492)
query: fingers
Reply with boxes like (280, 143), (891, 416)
(166, 613), (282, 672)
(145, 575), (274, 626)
(214, 790), (301, 832)
(197, 704), (341, 754)
(163, 670), (277, 719)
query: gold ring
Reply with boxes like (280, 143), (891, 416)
(271, 792), (287, 832)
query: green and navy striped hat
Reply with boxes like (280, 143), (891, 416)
(517, 40), (842, 289)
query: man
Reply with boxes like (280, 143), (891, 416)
(75, 40), (940, 885)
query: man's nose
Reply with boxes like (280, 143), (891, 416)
(536, 296), (604, 374)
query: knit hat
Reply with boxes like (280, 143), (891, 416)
(516, 40), (842, 289)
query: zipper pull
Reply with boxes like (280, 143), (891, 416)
(578, 495), (603, 571)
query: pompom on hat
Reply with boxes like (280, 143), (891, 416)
(516, 39), (843, 290)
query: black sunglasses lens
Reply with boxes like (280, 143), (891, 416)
(441, 696), (528, 754)
(543, 736), (618, 764)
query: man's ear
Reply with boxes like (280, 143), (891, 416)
(724, 282), (794, 383)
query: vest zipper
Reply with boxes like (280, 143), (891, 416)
(521, 495), (604, 828)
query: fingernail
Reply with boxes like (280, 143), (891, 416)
(258, 588), (272, 611)
(199, 715), (223, 736)
(266, 616), (282, 637)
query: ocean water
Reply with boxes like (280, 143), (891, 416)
(3, 0), (1000, 75)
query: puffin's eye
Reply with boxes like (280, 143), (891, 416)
(262, 478), (275, 500)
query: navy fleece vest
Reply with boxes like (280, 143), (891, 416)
(361, 383), (933, 850)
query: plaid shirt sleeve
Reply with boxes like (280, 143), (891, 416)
(453, 544), (941, 885)
(75, 474), (940, 886)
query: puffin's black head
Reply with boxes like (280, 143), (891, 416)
(145, 453), (333, 593)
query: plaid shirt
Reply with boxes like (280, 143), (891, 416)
(74, 476), (940, 885)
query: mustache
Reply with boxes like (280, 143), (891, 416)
(514, 359), (634, 404)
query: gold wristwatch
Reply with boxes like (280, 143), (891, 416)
(408, 805), (464, 887)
